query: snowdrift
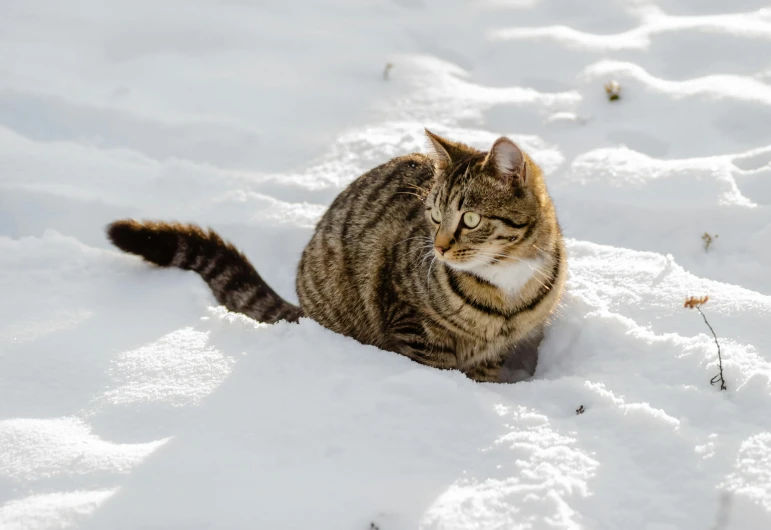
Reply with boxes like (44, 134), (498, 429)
(2, 0), (770, 528)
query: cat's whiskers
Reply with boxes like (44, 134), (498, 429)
(477, 248), (550, 281)
(404, 183), (431, 195)
(513, 260), (550, 290)
(418, 249), (435, 269)
(473, 250), (510, 265)
(410, 243), (436, 268)
(531, 244), (552, 260)
(400, 236), (434, 266)
(521, 260), (551, 282)
(395, 191), (427, 201)
(397, 235), (431, 245)
(474, 254), (503, 264)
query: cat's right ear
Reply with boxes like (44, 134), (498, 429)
(424, 129), (452, 173)
(485, 137), (526, 185)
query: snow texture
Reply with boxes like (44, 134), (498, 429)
(1, 0), (771, 528)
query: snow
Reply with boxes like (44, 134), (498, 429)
(1, 0), (770, 528)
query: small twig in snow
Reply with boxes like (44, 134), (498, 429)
(604, 80), (621, 101)
(684, 296), (726, 391)
(383, 63), (394, 81)
(702, 232), (718, 251)
(710, 492), (732, 530)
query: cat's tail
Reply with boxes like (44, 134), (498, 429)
(106, 219), (303, 324)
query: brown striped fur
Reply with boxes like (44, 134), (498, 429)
(107, 221), (302, 324)
(107, 130), (566, 383)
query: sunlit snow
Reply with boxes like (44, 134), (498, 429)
(1, 0), (770, 528)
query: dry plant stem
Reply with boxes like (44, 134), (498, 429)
(697, 306), (727, 390)
(383, 62), (393, 81)
(711, 492), (732, 530)
(702, 232), (718, 251)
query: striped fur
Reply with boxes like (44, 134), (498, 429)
(107, 221), (302, 324)
(107, 131), (566, 383)
(298, 131), (566, 382)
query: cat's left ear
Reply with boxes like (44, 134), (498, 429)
(485, 137), (526, 184)
(424, 129), (453, 173)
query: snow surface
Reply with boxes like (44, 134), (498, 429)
(2, 0), (771, 528)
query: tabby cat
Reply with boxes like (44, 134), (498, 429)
(107, 130), (566, 382)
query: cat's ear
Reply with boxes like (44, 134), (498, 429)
(424, 129), (453, 173)
(485, 137), (526, 184)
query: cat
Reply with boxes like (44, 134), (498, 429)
(107, 130), (566, 383)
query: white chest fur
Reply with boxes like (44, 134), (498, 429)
(471, 257), (545, 295)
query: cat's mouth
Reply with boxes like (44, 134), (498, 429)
(435, 250), (489, 270)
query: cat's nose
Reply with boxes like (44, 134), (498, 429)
(435, 234), (454, 256)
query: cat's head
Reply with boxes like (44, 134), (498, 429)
(423, 130), (551, 271)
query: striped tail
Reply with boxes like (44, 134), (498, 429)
(107, 219), (303, 324)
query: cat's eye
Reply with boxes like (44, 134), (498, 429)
(431, 208), (442, 223)
(462, 212), (481, 228)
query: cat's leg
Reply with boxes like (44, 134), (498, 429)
(464, 326), (544, 383)
(462, 358), (506, 383)
(498, 325), (544, 383)
(382, 329), (458, 371)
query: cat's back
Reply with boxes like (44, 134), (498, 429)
(297, 153), (433, 342)
(326, 153), (432, 228)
